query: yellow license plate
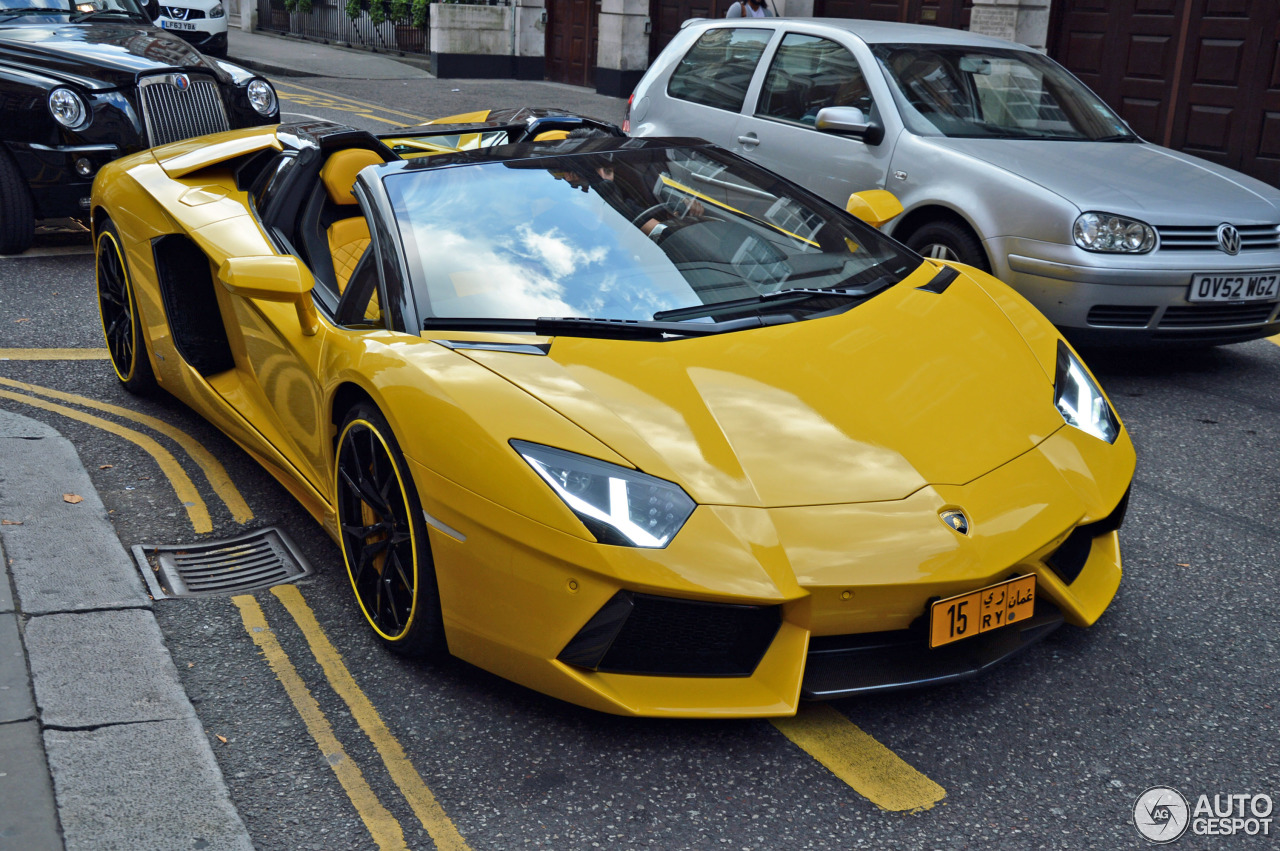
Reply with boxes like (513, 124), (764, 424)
(929, 574), (1036, 649)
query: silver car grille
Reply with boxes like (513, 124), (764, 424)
(1155, 224), (1280, 251)
(137, 74), (230, 148)
(160, 6), (205, 18)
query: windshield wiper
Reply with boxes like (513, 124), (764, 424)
(652, 277), (895, 322)
(423, 314), (795, 340)
(1093, 133), (1140, 143)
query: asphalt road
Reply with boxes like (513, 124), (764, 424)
(1, 77), (1278, 850)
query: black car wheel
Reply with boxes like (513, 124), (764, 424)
(0, 151), (34, 255)
(905, 220), (990, 272)
(96, 219), (157, 395)
(335, 403), (444, 657)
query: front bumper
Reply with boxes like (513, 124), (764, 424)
(410, 420), (1135, 718)
(989, 237), (1280, 344)
(6, 142), (124, 219)
(158, 25), (227, 53)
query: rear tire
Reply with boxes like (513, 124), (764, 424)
(335, 403), (445, 658)
(0, 151), (34, 255)
(905, 219), (989, 272)
(96, 219), (158, 395)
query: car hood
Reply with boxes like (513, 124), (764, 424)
(441, 267), (1065, 508)
(927, 137), (1280, 225)
(0, 21), (225, 89)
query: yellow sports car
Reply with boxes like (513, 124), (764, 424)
(91, 116), (1135, 717)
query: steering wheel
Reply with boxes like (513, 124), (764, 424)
(631, 203), (671, 227)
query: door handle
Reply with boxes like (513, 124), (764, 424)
(737, 133), (759, 148)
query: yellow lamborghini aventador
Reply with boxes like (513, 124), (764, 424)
(91, 113), (1136, 717)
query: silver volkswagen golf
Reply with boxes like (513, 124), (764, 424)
(628, 18), (1280, 345)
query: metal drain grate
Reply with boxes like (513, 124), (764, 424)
(131, 527), (313, 599)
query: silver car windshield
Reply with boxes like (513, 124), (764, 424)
(384, 146), (918, 324)
(873, 44), (1134, 142)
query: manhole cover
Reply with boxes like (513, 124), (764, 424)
(131, 527), (313, 599)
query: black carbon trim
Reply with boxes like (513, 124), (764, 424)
(916, 265), (959, 294)
(152, 234), (234, 376)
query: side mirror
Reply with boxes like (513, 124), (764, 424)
(845, 189), (903, 229)
(218, 255), (319, 335)
(815, 106), (884, 146)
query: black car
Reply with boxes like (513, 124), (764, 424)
(0, 0), (279, 253)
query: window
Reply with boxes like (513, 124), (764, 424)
(668, 28), (773, 113)
(758, 33), (873, 126)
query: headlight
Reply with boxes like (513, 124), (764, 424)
(246, 79), (277, 116)
(210, 2), (225, 15)
(1073, 211), (1155, 253)
(513, 441), (696, 548)
(1054, 341), (1119, 443)
(48, 88), (88, 129)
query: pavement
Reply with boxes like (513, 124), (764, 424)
(225, 27), (433, 79)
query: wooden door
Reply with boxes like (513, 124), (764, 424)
(1051, 0), (1280, 185)
(809, 0), (969, 25)
(649, 0), (717, 64)
(546, 0), (600, 86)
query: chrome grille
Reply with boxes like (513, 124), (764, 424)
(160, 6), (204, 17)
(137, 74), (230, 148)
(1155, 224), (1280, 251)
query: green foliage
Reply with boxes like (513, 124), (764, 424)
(344, 0), (361, 20)
(282, 0), (297, 11)
(410, 0), (427, 25)
(368, 0), (387, 25)
(297, 0), (312, 12)
(390, 0), (409, 21)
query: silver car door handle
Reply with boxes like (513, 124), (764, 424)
(737, 133), (759, 148)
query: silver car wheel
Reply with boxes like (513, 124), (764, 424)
(921, 243), (960, 261)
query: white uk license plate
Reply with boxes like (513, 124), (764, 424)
(162, 19), (197, 30)
(1187, 271), (1280, 302)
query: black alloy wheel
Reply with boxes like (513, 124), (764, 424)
(335, 404), (443, 656)
(96, 220), (157, 395)
(905, 219), (991, 273)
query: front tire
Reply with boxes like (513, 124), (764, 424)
(0, 151), (34, 255)
(335, 403), (445, 657)
(904, 219), (990, 272)
(96, 219), (157, 395)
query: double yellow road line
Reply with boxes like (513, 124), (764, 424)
(270, 79), (429, 127)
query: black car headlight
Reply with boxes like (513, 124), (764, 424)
(513, 440), (695, 548)
(246, 79), (278, 116)
(1054, 341), (1119, 443)
(49, 87), (89, 129)
(1072, 211), (1155, 253)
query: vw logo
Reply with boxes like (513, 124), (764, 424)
(1217, 223), (1241, 255)
(171, 73), (191, 92)
(940, 510), (969, 535)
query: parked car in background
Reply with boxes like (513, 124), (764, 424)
(154, 0), (227, 58)
(629, 18), (1280, 346)
(0, 0), (278, 254)
(90, 119), (1134, 715)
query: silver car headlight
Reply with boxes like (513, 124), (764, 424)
(246, 79), (277, 116)
(513, 440), (696, 548)
(1054, 341), (1119, 443)
(210, 2), (225, 16)
(49, 88), (88, 129)
(1073, 211), (1155, 253)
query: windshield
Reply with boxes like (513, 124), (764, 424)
(384, 146), (918, 326)
(0, 0), (145, 19)
(873, 44), (1134, 141)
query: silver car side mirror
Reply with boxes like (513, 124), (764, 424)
(815, 107), (884, 146)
